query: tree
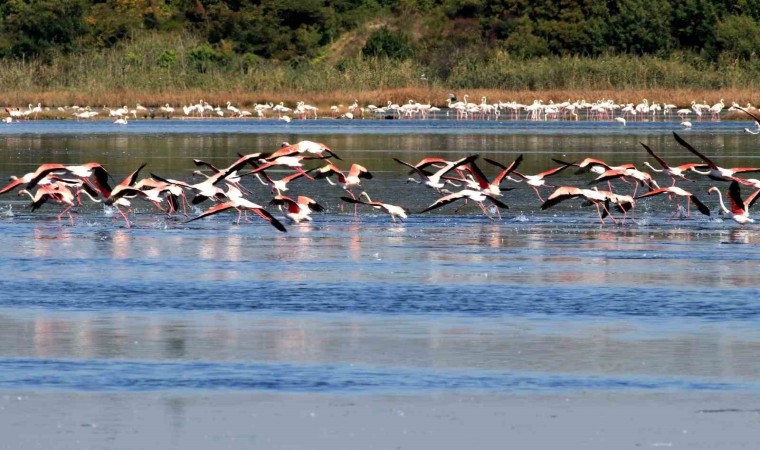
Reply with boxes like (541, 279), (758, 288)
(716, 14), (760, 60)
(0, 0), (87, 57)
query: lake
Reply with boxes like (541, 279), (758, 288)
(0, 118), (759, 396)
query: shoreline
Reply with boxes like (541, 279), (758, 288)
(3, 390), (759, 449)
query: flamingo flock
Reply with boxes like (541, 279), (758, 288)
(3, 97), (757, 124)
(2, 132), (760, 230)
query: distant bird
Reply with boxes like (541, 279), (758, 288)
(681, 121), (692, 129)
(614, 117), (626, 126)
(114, 117), (128, 125)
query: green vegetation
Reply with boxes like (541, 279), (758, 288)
(0, 0), (759, 104)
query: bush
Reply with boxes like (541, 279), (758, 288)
(188, 44), (226, 72)
(362, 27), (415, 59)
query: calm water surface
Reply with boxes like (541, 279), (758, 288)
(0, 119), (759, 394)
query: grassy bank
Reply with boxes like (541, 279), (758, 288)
(1, 32), (759, 110)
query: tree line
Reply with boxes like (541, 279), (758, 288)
(0, 0), (758, 86)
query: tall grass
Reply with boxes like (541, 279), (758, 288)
(0, 32), (758, 108)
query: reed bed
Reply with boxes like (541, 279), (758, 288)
(0, 32), (759, 111)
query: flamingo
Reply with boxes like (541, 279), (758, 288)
(313, 162), (373, 199)
(635, 186), (711, 217)
(18, 182), (78, 223)
(589, 167), (659, 197)
(640, 142), (699, 184)
(554, 157), (635, 176)
(510, 162), (573, 201)
(254, 168), (314, 194)
(270, 195), (323, 223)
(340, 192), (407, 222)
(673, 132), (760, 182)
(184, 185), (287, 232)
(104, 163), (148, 227)
(418, 188), (509, 221)
(264, 140), (342, 161)
(395, 155), (478, 190)
(540, 186), (624, 224)
(708, 181), (760, 224)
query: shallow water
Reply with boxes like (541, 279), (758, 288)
(0, 119), (759, 395)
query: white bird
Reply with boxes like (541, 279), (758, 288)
(114, 117), (128, 125)
(681, 121), (692, 128)
(614, 117), (626, 126)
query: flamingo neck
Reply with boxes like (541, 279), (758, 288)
(643, 162), (663, 173)
(712, 189), (730, 214)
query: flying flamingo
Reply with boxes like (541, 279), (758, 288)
(269, 194), (324, 223)
(263, 140), (342, 161)
(104, 163), (148, 227)
(184, 184), (286, 232)
(313, 162), (373, 199)
(635, 186), (711, 218)
(708, 181), (760, 224)
(18, 181), (98, 224)
(340, 192), (408, 222)
(254, 169), (314, 194)
(395, 155), (477, 190)
(640, 142), (699, 184)
(542, 186), (635, 224)
(418, 188), (509, 221)
(509, 162), (573, 201)
(673, 132), (760, 183)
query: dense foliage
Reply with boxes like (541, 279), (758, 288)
(0, 0), (759, 95)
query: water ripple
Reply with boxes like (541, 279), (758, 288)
(0, 358), (750, 393)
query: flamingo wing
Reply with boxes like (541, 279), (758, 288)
(727, 181), (746, 214)
(541, 186), (583, 210)
(537, 162), (573, 178)
(184, 202), (236, 223)
(640, 142), (670, 169)
(744, 188), (760, 210)
(689, 195), (712, 216)
(26, 164), (68, 190)
(270, 195), (300, 213)
(417, 192), (463, 213)
(0, 177), (25, 195)
(672, 132), (718, 170)
(251, 208), (287, 232)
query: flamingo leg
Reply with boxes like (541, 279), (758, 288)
(115, 206), (131, 228)
(531, 186), (545, 202)
(477, 201), (495, 221)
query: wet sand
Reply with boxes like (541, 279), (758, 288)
(2, 391), (759, 449)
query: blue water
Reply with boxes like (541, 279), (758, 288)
(0, 120), (759, 395)
(0, 117), (751, 136)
